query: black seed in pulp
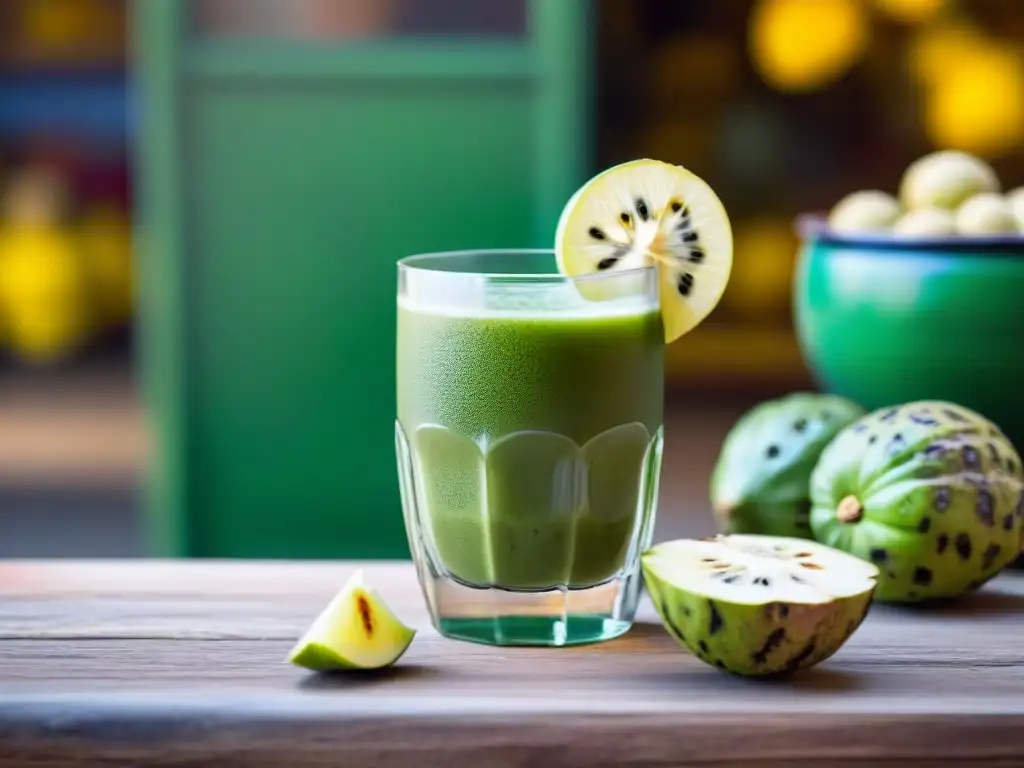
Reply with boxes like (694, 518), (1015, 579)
(936, 533), (949, 554)
(1004, 513), (1016, 531)
(683, 231), (699, 243)
(596, 256), (619, 270)
(588, 226), (605, 240)
(912, 567), (933, 586)
(889, 433), (907, 454)
(934, 486), (951, 512)
(699, 640), (709, 654)
(677, 272), (694, 296)
(620, 212), (631, 225)
(943, 408), (967, 422)
(981, 543), (1002, 570)
(868, 435), (877, 444)
(793, 418), (808, 433)
(988, 443), (1000, 462)
(635, 198), (649, 221)
(670, 200), (683, 213)
(869, 548), (888, 563)
(688, 248), (704, 263)
(918, 517), (931, 533)
(765, 444), (780, 459)
(910, 411), (939, 426)
(955, 533), (972, 561)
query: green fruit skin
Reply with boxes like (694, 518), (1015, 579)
(289, 635), (415, 672)
(641, 556), (875, 677)
(710, 392), (866, 540)
(810, 400), (1024, 603)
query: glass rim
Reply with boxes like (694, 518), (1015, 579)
(397, 248), (656, 283)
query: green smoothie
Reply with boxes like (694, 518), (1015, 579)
(396, 288), (664, 591)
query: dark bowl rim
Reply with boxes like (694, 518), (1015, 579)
(795, 213), (1024, 253)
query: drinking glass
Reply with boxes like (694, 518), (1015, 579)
(395, 249), (664, 646)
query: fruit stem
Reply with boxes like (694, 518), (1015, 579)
(837, 495), (864, 524)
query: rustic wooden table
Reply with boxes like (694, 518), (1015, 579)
(0, 560), (1022, 767)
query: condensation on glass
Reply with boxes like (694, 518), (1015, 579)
(192, 0), (527, 39)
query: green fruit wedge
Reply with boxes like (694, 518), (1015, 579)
(288, 570), (417, 671)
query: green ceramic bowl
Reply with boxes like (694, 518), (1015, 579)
(793, 215), (1024, 566)
(793, 213), (1024, 444)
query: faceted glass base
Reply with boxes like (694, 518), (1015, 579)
(418, 571), (642, 647)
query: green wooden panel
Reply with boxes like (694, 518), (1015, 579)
(184, 83), (533, 558)
(133, 0), (593, 559)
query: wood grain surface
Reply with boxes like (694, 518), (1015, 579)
(0, 560), (1022, 767)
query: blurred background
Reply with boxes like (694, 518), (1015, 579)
(2, 0), (1023, 558)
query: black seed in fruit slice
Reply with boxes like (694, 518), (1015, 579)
(688, 248), (704, 263)
(793, 419), (807, 433)
(955, 533), (972, 561)
(620, 212), (631, 225)
(936, 534), (949, 553)
(699, 640), (709, 654)
(976, 490), (995, 527)
(677, 273), (694, 296)
(888, 433), (907, 455)
(765, 444), (780, 459)
(988, 443), (1000, 462)
(918, 517), (931, 533)
(635, 198), (649, 221)
(943, 408), (967, 422)
(357, 595), (374, 635)
(869, 548), (888, 563)
(682, 230), (699, 243)
(596, 256), (619, 271)
(1003, 514), (1015, 531)
(934, 487), (951, 511)
(868, 435), (877, 445)
(923, 443), (945, 458)
(670, 200), (683, 213)
(912, 567), (933, 586)
(1007, 458), (1017, 475)
(982, 543), (1002, 570)
(588, 226), (605, 240)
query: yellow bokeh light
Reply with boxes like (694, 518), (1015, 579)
(924, 45), (1024, 157)
(872, 0), (946, 24)
(721, 217), (798, 321)
(908, 18), (988, 87)
(749, 0), (870, 92)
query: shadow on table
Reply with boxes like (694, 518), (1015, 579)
(297, 665), (445, 690)
(874, 586), (1024, 617)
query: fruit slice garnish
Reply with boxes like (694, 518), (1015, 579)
(554, 158), (733, 343)
(287, 570), (416, 671)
